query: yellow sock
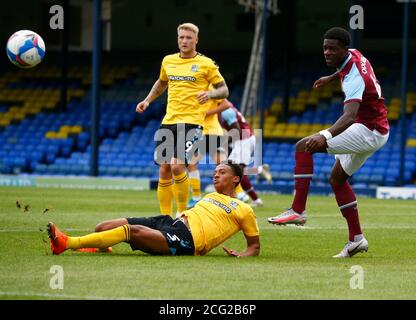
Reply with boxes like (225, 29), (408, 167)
(157, 178), (174, 215)
(66, 225), (130, 249)
(235, 183), (244, 194)
(173, 171), (190, 212)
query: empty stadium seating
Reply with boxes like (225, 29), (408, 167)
(1, 64), (415, 188)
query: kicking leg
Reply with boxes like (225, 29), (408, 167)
(268, 136), (316, 225)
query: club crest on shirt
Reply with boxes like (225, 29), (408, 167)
(191, 64), (199, 72)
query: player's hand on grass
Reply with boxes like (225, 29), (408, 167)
(136, 100), (149, 113)
(305, 134), (327, 152)
(222, 246), (240, 258)
(196, 91), (211, 104)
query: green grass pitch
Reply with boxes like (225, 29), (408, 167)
(1, 186), (415, 300)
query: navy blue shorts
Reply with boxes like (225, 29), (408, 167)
(154, 123), (203, 166)
(126, 215), (195, 256)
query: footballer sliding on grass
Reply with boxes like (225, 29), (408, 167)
(48, 161), (260, 257)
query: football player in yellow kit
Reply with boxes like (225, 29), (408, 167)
(135, 23), (229, 216)
(47, 161), (260, 257)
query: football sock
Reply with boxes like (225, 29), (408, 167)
(331, 181), (362, 242)
(241, 175), (259, 201)
(66, 225), (130, 250)
(354, 234), (364, 242)
(188, 169), (201, 200)
(157, 178), (174, 215)
(173, 171), (190, 213)
(291, 151), (313, 213)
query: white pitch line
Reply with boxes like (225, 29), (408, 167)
(0, 291), (146, 300)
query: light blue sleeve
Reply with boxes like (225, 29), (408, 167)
(221, 108), (238, 126)
(342, 63), (365, 103)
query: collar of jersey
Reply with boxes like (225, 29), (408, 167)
(178, 52), (199, 59)
(337, 52), (352, 72)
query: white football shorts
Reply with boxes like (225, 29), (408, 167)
(326, 123), (389, 176)
(228, 135), (256, 166)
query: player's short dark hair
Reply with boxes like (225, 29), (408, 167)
(222, 160), (243, 186)
(324, 27), (351, 47)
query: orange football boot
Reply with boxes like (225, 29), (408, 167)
(76, 247), (113, 253)
(47, 222), (68, 255)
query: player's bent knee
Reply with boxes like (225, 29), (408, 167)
(95, 222), (108, 232)
(295, 138), (308, 151)
(171, 163), (186, 175)
(159, 164), (171, 174)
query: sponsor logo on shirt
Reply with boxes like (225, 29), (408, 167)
(360, 57), (367, 74)
(203, 198), (232, 214)
(168, 75), (196, 81)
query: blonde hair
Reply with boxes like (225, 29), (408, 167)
(177, 23), (199, 37)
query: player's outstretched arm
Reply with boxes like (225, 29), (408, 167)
(222, 235), (260, 258)
(313, 71), (339, 88)
(136, 79), (168, 113)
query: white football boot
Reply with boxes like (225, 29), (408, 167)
(333, 237), (369, 258)
(251, 198), (264, 208)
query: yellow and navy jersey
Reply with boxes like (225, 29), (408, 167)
(159, 53), (225, 126)
(202, 98), (224, 136)
(183, 192), (259, 256)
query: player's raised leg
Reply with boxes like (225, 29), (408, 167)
(268, 136), (316, 225)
